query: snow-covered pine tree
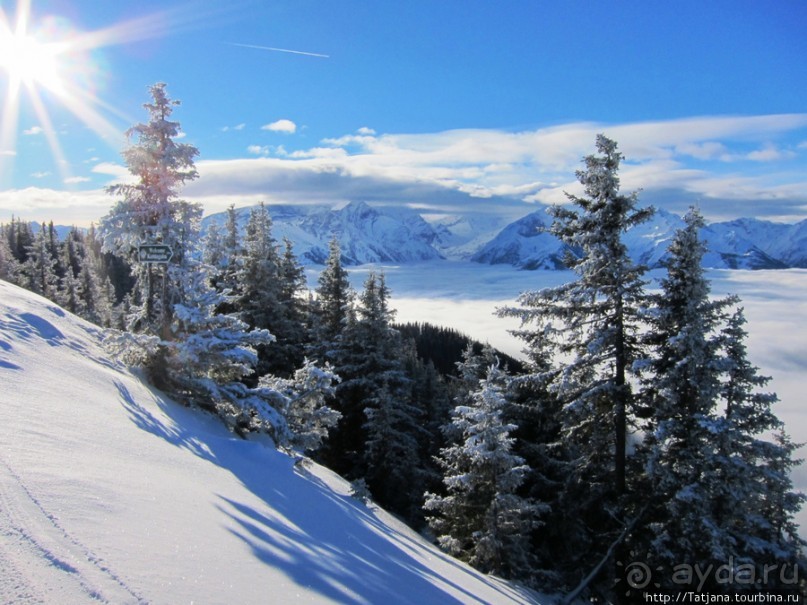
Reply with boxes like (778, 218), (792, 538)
(712, 307), (805, 588)
(233, 202), (284, 376)
(0, 223), (21, 282)
(99, 82), (200, 338)
(220, 204), (243, 294)
(355, 273), (426, 518)
(202, 222), (225, 275)
(504, 321), (569, 588)
(308, 237), (354, 365)
(99, 84), (310, 441)
(633, 208), (738, 588)
(22, 223), (60, 301)
(263, 360), (341, 453)
(273, 237), (310, 375)
(497, 135), (652, 582)
(425, 364), (538, 579)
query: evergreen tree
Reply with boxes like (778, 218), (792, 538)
(264, 360), (341, 454)
(99, 82), (200, 337)
(202, 222), (226, 275)
(23, 224), (60, 300)
(274, 237), (310, 373)
(234, 203), (283, 376)
(497, 135), (652, 585)
(308, 237), (354, 365)
(633, 208), (737, 587)
(505, 325), (569, 588)
(425, 364), (537, 579)
(0, 223), (20, 282)
(713, 308), (804, 588)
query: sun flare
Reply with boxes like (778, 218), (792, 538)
(0, 0), (178, 186)
(0, 30), (65, 92)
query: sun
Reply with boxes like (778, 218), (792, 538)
(0, 31), (64, 92)
(0, 0), (161, 186)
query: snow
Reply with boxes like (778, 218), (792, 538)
(0, 279), (541, 604)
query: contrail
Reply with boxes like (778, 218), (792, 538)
(228, 42), (329, 58)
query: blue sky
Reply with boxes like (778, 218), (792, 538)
(1, 0), (806, 226)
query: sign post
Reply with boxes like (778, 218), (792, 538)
(138, 244), (173, 264)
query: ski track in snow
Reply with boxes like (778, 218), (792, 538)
(0, 458), (146, 605)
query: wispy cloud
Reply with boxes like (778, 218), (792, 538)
(247, 145), (270, 156)
(262, 119), (297, 134)
(23, 126), (44, 136)
(31, 171), (51, 179)
(64, 176), (91, 184)
(221, 123), (246, 132)
(228, 42), (329, 59)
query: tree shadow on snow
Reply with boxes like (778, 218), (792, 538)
(112, 374), (533, 604)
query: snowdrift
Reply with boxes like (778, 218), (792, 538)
(0, 280), (540, 604)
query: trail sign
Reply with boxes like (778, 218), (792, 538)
(138, 244), (173, 264)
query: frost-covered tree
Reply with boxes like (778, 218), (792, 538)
(319, 271), (425, 518)
(273, 237), (310, 374)
(425, 364), (537, 579)
(633, 208), (740, 587)
(265, 360), (341, 453)
(233, 203), (284, 376)
(0, 223), (21, 282)
(99, 84), (313, 441)
(500, 135), (652, 499)
(712, 308), (805, 586)
(308, 237), (354, 365)
(497, 135), (652, 583)
(23, 224), (60, 300)
(202, 222), (225, 274)
(100, 82), (200, 337)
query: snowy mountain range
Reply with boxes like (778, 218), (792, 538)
(202, 202), (807, 270)
(0, 279), (540, 604)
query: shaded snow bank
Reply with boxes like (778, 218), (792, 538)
(0, 280), (541, 604)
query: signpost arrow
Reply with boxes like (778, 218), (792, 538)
(138, 244), (173, 264)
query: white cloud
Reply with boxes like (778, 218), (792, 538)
(4, 114), (807, 224)
(64, 176), (91, 184)
(23, 126), (43, 136)
(262, 119), (297, 134)
(221, 123), (246, 132)
(91, 162), (129, 179)
(247, 145), (270, 156)
(0, 187), (111, 226)
(746, 144), (795, 162)
(31, 171), (51, 179)
(0, 149), (17, 156)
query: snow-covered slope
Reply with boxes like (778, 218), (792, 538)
(0, 280), (540, 605)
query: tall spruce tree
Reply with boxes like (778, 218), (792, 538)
(234, 203), (283, 377)
(354, 273), (424, 518)
(99, 82), (200, 338)
(497, 135), (652, 584)
(308, 237), (354, 365)
(23, 224), (60, 300)
(633, 208), (738, 588)
(713, 308), (804, 589)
